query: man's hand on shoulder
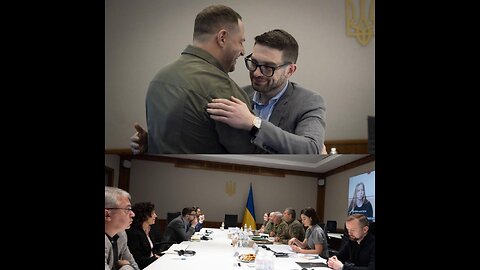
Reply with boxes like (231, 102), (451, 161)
(130, 123), (148, 155)
(206, 96), (255, 130)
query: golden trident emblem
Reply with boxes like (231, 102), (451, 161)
(225, 181), (236, 196)
(346, 0), (375, 46)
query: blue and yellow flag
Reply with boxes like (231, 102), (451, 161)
(242, 183), (256, 230)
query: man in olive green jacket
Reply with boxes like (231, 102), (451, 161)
(145, 5), (255, 153)
(282, 208), (305, 244)
(270, 212), (289, 243)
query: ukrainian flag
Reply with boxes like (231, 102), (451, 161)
(242, 183), (256, 230)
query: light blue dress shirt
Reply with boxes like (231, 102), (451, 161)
(252, 81), (289, 120)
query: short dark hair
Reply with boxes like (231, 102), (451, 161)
(193, 5), (242, 42)
(301, 207), (320, 226)
(254, 29), (299, 64)
(182, 207), (196, 216)
(132, 202), (155, 227)
(285, 207), (296, 219)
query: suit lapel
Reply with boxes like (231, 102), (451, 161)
(269, 82), (293, 126)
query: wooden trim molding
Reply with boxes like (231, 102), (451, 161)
(105, 151), (324, 178)
(106, 139), (369, 156)
(325, 139), (368, 154)
(323, 155), (375, 177)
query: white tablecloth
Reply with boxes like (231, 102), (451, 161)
(143, 228), (329, 270)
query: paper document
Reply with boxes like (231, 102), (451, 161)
(268, 245), (295, 254)
(294, 254), (327, 263)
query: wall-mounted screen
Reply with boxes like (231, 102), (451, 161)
(347, 171), (375, 222)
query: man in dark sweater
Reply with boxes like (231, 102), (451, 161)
(327, 214), (375, 270)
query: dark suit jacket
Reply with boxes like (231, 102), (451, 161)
(336, 232), (375, 270)
(162, 215), (195, 244)
(126, 226), (157, 269)
(243, 82), (326, 153)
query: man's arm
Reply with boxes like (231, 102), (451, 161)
(208, 80), (257, 154)
(170, 218), (197, 242)
(170, 219), (189, 242)
(207, 96), (326, 154)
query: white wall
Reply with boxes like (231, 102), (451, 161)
(105, 0), (375, 149)
(127, 159), (318, 223)
(324, 160), (375, 229)
(105, 154), (120, 186)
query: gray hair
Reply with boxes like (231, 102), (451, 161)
(285, 207), (296, 219)
(105, 186), (131, 208)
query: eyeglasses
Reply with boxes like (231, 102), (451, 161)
(244, 53), (291, 77)
(105, 207), (133, 214)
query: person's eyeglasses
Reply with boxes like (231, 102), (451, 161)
(105, 207), (133, 214)
(244, 53), (291, 77)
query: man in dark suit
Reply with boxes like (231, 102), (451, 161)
(327, 214), (375, 270)
(206, 29), (326, 154)
(162, 207), (198, 244)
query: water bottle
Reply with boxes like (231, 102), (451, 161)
(255, 250), (265, 270)
(221, 221), (224, 231)
(265, 252), (275, 270)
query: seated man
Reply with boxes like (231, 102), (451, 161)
(269, 211), (288, 242)
(327, 214), (375, 270)
(282, 207), (305, 244)
(162, 207), (198, 244)
(105, 186), (140, 270)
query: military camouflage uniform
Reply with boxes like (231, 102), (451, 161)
(271, 220), (289, 242)
(282, 219), (305, 244)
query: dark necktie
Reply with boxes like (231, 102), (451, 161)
(112, 238), (119, 270)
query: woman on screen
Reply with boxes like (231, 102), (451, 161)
(347, 182), (373, 220)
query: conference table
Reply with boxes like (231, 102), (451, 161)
(144, 228), (329, 270)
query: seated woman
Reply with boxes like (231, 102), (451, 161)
(288, 207), (329, 258)
(258, 212), (269, 232)
(126, 202), (160, 269)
